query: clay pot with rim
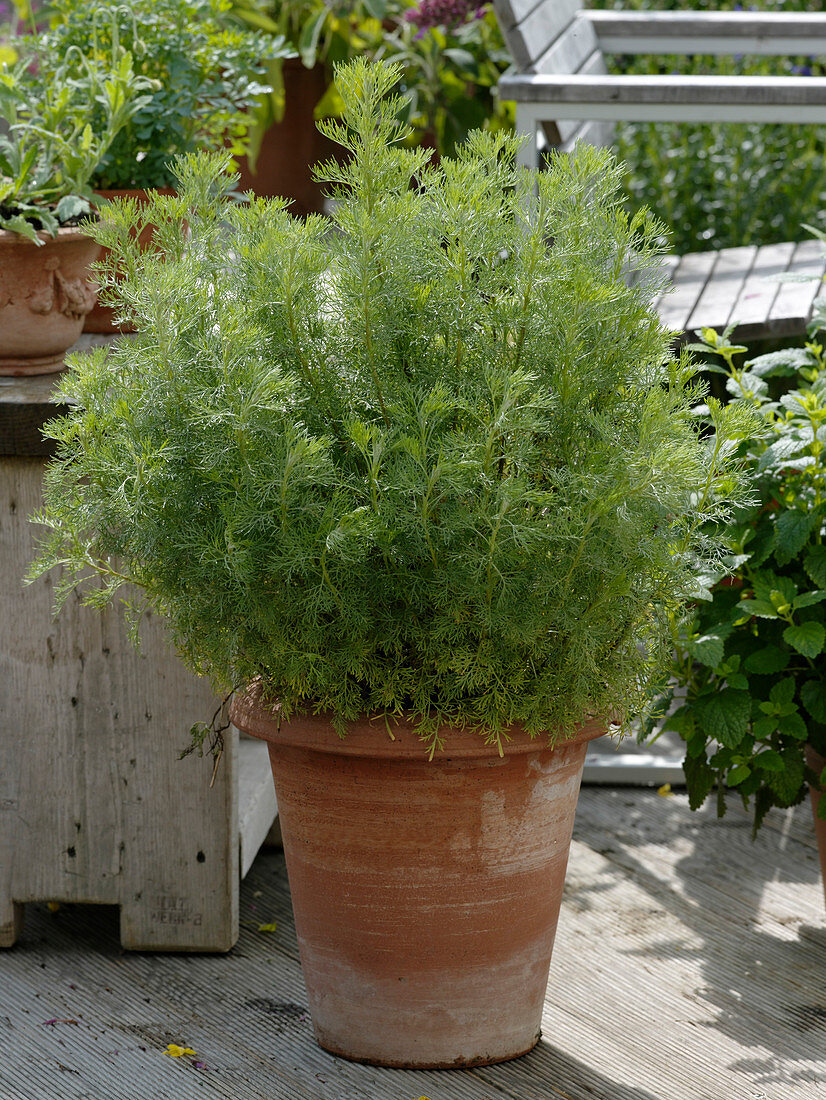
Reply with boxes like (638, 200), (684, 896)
(230, 680), (605, 1068)
(0, 227), (100, 376)
(83, 188), (176, 334)
(805, 744), (826, 907)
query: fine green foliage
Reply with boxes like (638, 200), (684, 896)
(0, 26), (153, 240)
(654, 322), (826, 832)
(36, 0), (286, 189)
(588, 0), (826, 254)
(29, 59), (746, 753)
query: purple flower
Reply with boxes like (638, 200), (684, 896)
(404, 0), (488, 34)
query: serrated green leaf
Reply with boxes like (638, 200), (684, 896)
(685, 632), (726, 668)
(805, 546), (826, 588)
(726, 372), (768, 400)
(753, 715), (778, 739)
(783, 621), (826, 659)
(774, 511), (816, 562)
(770, 678), (796, 707)
(683, 753), (716, 810)
(755, 749), (785, 772)
(0, 212), (43, 242)
(793, 590), (826, 610)
(743, 646), (790, 674)
(695, 689), (751, 749)
(777, 711), (809, 740)
(801, 679), (826, 724)
(727, 673), (749, 690)
(737, 598), (779, 619)
(747, 348), (814, 377)
(727, 763), (751, 786)
(756, 436), (808, 473)
(55, 194), (90, 223)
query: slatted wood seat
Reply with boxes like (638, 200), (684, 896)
(492, 1), (826, 339)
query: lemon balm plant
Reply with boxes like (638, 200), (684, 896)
(653, 323), (826, 836)
(29, 60), (747, 1067)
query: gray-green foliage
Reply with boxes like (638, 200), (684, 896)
(29, 59), (747, 753)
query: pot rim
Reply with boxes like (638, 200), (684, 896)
(229, 679), (606, 759)
(0, 225), (96, 246)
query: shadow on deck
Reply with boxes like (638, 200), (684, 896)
(1, 788), (823, 1100)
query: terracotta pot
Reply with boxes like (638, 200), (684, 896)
(230, 681), (605, 1068)
(0, 227), (100, 376)
(235, 60), (337, 217)
(805, 745), (826, 907)
(83, 188), (175, 334)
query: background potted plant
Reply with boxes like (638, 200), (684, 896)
(0, 27), (153, 373)
(28, 59), (744, 1068)
(28, 0), (288, 330)
(229, 0), (511, 210)
(646, 318), (826, 895)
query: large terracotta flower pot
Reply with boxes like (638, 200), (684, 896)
(0, 227), (100, 375)
(230, 681), (605, 1068)
(805, 745), (826, 907)
(83, 188), (175, 333)
(235, 60), (337, 216)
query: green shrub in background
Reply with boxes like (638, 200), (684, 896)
(650, 307), (826, 833)
(589, 0), (826, 254)
(231, 0), (512, 161)
(32, 0), (283, 189)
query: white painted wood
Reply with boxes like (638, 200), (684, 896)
(238, 735), (278, 879)
(493, 0), (544, 32)
(656, 250), (716, 333)
(768, 238), (826, 332)
(587, 10), (826, 56)
(729, 240), (799, 332)
(685, 245), (758, 334)
(497, 74), (826, 124)
(494, 0), (580, 68)
(582, 753), (686, 785)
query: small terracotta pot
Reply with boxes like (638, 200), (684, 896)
(230, 682), (605, 1068)
(235, 60), (337, 217)
(805, 744), (826, 907)
(83, 188), (175, 334)
(0, 227), (100, 376)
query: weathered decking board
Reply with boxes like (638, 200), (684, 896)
(1, 787), (823, 1100)
(655, 239), (826, 340)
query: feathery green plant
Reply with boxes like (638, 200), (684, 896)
(28, 59), (749, 755)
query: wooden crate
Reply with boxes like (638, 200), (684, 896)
(0, 363), (277, 952)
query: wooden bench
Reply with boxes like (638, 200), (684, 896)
(0, 342), (279, 952)
(492, 1), (826, 340)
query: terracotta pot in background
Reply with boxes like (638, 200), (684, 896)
(805, 744), (826, 907)
(230, 681), (605, 1069)
(236, 59), (336, 216)
(0, 228), (100, 376)
(83, 188), (176, 334)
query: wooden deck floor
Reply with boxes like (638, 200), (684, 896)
(1, 787), (824, 1100)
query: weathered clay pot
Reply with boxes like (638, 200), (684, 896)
(235, 60), (337, 216)
(230, 681), (605, 1068)
(805, 744), (826, 907)
(0, 227), (100, 375)
(83, 188), (175, 333)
